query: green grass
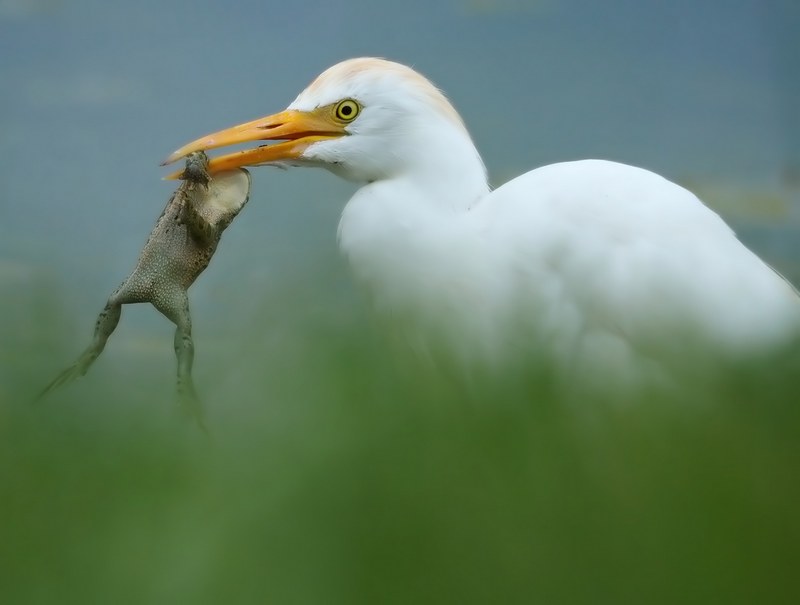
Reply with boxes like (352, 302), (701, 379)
(1, 275), (799, 604)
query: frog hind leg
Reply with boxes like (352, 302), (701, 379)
(37, 284), (138, 400)
(151, 286), (207, 432)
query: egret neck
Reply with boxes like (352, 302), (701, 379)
(337, 118), (501, 362)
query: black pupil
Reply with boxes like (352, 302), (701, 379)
(341, 104), (352, 116)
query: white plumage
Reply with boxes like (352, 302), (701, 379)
(165, 58), (800, 388)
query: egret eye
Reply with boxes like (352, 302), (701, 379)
(334, 99), (360, 122)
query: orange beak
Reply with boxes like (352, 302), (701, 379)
(161, 109), (346, 179)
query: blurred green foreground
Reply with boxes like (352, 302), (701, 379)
(1, 272), (798, 605)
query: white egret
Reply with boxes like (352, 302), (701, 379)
(163, 58), (800, 389)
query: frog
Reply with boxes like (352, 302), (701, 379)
(39, 151), (251, 429)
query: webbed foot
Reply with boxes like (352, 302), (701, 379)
(36, 353), (97, 401)
(177, 380), (210, 436)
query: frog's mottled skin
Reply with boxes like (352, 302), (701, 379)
(40, 152), (251, 426)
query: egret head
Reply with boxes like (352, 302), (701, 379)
(162, 58), (475, 183)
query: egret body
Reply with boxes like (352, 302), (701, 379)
(164, 58), (800, 388)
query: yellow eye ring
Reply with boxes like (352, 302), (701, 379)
(334, 99), (360, 122)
